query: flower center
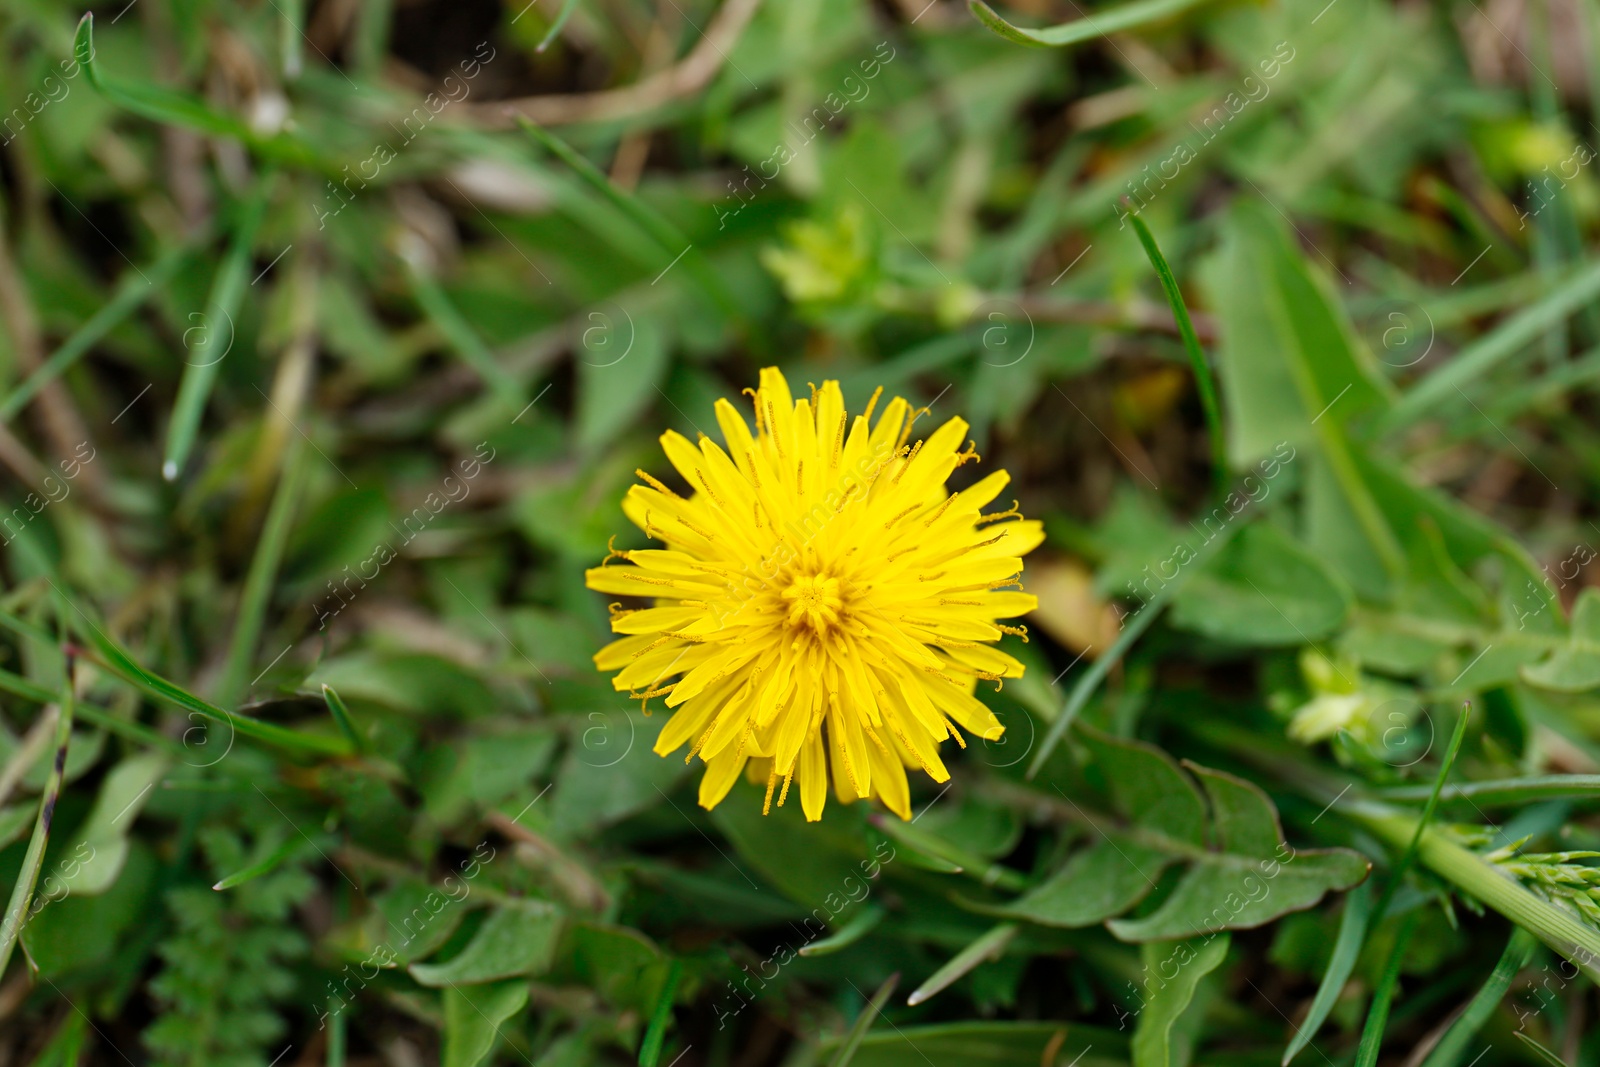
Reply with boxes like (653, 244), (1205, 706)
(781, 572), (844, 634)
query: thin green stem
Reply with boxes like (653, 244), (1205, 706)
(164, 175), (275, 478)
(215, 438), (310, 707)
(1127, 213), (1228, 493)
(1370, 704), (1470, 924)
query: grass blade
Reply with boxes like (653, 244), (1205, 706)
(1378, 775), (1600, 807)
(57, 592), (350, 756)
(869, 815), (1026, 890)
(399, 248), (523, 410)
(905, 923), (1018, 1006)
(513, 117), (760, 352)
(1352, 909), (1419, 1067)
(163, 176), (274, 479)
(1382, 256), (1600, 431)
(637, 958), (682, 1067)
(1282, 881), (1371, 1065)
(1370, 703), (1471, 924)
(1420, 927), (1538, 1067)
(0, 240), (199, 424)
(969, 0), (1212, 47)
(326, 1004), (347, 1067)
(831, 973), (900, 1067)
(0, 664), (180, 753)
(536, 0), (582, 51)
(1514, 1032), (1573, 1066)
(1127, 212), (1228, 492)
(320, 685), (366, 754)
(212, 832), (301, 890)
(75, 15), (318, 167)
(215, 439), (310, 707)
(799, 903), (886, 957)
(0, 654), (75, 977)
(1027, 517), (1242, 778)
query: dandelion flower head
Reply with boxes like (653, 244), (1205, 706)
(586, 368), (1042, 821)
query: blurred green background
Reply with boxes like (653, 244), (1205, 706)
(6, 0), (1600, 1063)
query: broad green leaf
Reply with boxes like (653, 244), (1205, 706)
(1170, 522), (1352, 645)
(1523, 589), (1600, 692)
(409, 902), (563, 986)
(712, 790), (879, 913)
(557, 921), (670, 1014)
(22, 843), (157, 977)
(1131, 934), (1229, 1067)
(1106, 758), (1369, 941)
(416, 728), (557, 826)
(548, 712), (690, 837)
(5, 729), (105, 792)
(968, 0), (1212, 47)
(57, 752), (168, 896)
(1041, 731), (1368, 942)
(991, 839), (1165, 928)
(443, 979), (529, 1067)
(1202, 202), (1391, 466)
(371, 879), (473, 965)
(576, 313), (668, 452)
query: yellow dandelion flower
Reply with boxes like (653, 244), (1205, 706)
(585, 367), (1042, 822)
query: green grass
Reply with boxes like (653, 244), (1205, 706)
(5, 0), (1600, 1064)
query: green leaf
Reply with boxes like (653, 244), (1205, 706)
(73, 14), (319, 167)
(1353, 911), (1418, 1067)
(442, 979), (529, 1067)
(906, 923), (1018, 1006)
(549, 713), (690, 837)
(1131, 933), (1229, 1067)
(1513, 1032), (1574, 1067)
(799, 903), (886, 957)
(558, 921), (669, 1014)
(1523, 588), (1600, 692)
(22, 842), (157, 977)
(711, 790), (878, 912)
(968, 0), (1212, 47)
(1170, 523), (1352, 646)
(372, 880), (471, 965)
(1383, 256), (1600, 430)
(830, 973), (899, 1067)
(409, 902), (563, 986)
(1058, 731), (1370, 941)
(992, 839), (1166, 927)
(1127, 205), (1226, 492)
(163, 175), (275, 478)
(1421, 926), (1537, 1067)
(1282, 881), (1370, 1065)
(1203, 201), (1391, 464)
(57, 752), (168, 896)
(637, 959), (682, 1067)
(0, 805), (31, 849)
(577, 313), (669, 452)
